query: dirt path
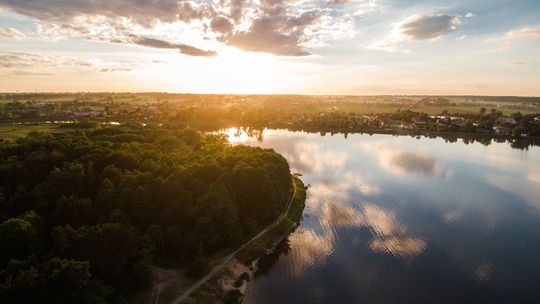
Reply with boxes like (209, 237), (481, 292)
(170, 179), (297, 304)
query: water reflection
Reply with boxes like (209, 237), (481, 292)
(319, 203), (427, 259)
(254, 237), (292, 278)
(224, 129), (540, 304)
(486, 173), (540, 211)
(358, 140), (443, 176)
(286, 229), (333, 277)
(390, 152), (440, 175)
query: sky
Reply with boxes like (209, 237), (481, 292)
(0, 0), (539, 95)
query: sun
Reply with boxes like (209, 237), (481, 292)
(203, 48), (283, 94)
(151, 47), (285, 94)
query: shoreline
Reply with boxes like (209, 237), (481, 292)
(186, 175), (307, 304)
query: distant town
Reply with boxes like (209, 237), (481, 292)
(1, 93), (539, 145)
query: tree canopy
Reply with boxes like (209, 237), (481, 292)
(0, 125), (292, 303)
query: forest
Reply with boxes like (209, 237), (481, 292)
(0, 124), (293, 303)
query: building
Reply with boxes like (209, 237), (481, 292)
(493, 126), (511, 136)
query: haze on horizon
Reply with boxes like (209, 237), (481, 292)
(0, 0), (539, 96)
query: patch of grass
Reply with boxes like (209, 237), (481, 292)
(0, 123), (73, 140)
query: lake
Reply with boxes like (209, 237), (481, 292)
(224, 128), (540, 304)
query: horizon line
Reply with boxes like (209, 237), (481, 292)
(2, 92), (540, 98)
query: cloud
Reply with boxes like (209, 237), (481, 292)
(370, 13), (462, 51)
(0, 51), (138, 75)
(0, 0), (376, 59)
(503, 27), (540, 39)
(0, 52), (92, 69)
(221, 1), (321, 56)
(498, 60), (529, 66)
(128, 36), (217, 56)
(210, 16), (234, 34)
(11, 71), (54, 76)
(0, 0), (213, 26)
(484, 26), (540, 51)
(400, 14), (461, 40)
(485, 26), (540, 44)
(98, 68), (133, 73)
(0, 0), (218, 56)
(1, 0), (356, 57)
(0, 27), (26, 39)
(222, 0), (246, 24)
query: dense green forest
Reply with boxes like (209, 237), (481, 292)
(0, 125), (293, 303)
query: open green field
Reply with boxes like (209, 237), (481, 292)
(0, 123), (69, 140)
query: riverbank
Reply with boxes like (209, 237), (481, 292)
(184, 175), (307, 304)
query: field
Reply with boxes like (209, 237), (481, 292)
(0, 123), (69, 140)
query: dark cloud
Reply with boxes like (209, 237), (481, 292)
(0, 0), (327, 56)
(227, 28), (311, 56)
(326, 0), (355, 4)
(0, 0), (213, 26)
(210, 16), (234, 34)
(227, 0), (247, 23)
(224, 1), (320, 56)
(400, 14), (460, 40)
(129, 36), (217, 56)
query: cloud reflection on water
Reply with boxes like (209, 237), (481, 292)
(286, 229), (333, 277)
(319, 202), (427, 260)
(358, 140), (443, 176)
(486, 173), (540, 211)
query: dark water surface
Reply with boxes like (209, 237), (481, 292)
(224, 129), (540, 304)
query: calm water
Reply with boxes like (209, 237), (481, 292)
(225, 129), (540, 304)
(225, 130), (540, 304)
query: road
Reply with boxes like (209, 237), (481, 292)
(171, 179), (298, 304)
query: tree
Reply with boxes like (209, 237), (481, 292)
(0, 192), (6, 220)
(40, 258), (108, 303)
(0, 124), (294, 303)
(479, 107), (487, 116)
(0, 218), (40, 266)
(513, 126), (526, 138)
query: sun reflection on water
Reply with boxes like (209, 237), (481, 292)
(225, 127), (250, 143)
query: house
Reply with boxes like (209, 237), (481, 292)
(73, 110), (103, 117)
(493, 126), (511, 136)
(497, 116), (517, 126)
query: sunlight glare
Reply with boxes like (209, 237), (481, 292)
(226, 127), (250, 143)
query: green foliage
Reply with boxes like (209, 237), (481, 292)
(0, 257), (109, 304)
(224, 289), (244, 304)
(0, 217), (41, 266)
(233, 271), (250, 288)
(0, 125), (292, 302)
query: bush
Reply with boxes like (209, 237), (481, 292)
(224, 289), (243, 304)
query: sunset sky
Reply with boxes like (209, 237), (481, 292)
(0, 0), (539, 95)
